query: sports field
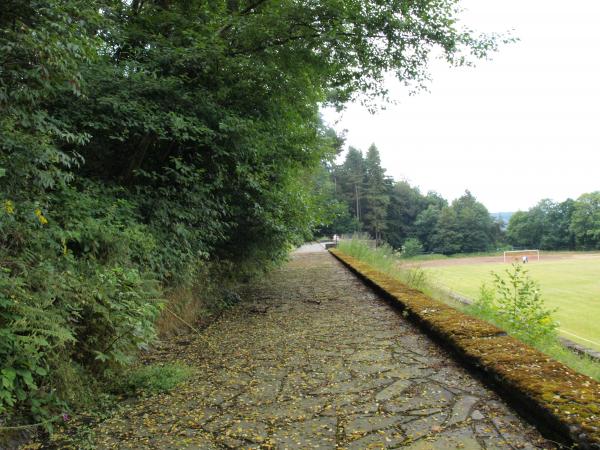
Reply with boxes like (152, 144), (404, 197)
(420, 253), (600, 351)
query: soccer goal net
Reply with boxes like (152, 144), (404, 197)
(503, 249), (540, 263)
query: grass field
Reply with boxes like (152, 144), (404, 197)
(422, 254), (600, 351)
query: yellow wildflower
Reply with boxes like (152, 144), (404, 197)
(34, 208), (49, 225)
(4, 200), (15, 215)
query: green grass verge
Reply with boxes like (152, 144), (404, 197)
(114, 362), (194, 397)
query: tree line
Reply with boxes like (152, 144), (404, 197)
(320, 145), (600, 253)
(507, 194), (600, 250)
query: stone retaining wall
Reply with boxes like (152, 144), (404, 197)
(330, 248), (600, 449)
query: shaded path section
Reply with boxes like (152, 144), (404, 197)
(69, 251), (553, 449)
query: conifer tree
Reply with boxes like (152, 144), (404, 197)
(363, 144), (390, 243)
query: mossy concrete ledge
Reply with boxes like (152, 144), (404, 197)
(329, 248), (600, 449)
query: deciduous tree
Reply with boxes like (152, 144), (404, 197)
(571, 192), (600, 249)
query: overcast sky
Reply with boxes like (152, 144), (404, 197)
(322, 0), (600, 213)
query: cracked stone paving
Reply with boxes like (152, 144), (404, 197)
(56, 246), (555, 449)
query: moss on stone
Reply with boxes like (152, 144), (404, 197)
(330, 248), (600, 447)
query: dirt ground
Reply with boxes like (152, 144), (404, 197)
(50, 248), (554, 449)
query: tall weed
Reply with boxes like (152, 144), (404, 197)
(338, 236), (398, 275)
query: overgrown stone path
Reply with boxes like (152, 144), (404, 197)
(64, 248), (555, 449)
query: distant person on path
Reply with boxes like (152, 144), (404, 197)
(522, 255), (528, 264)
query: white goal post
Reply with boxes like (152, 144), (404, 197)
(503, 249), (540, 263)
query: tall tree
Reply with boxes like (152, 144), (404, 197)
(0, 0), (97, 197)
(386, 181), (428, 248)
(452, 190), (494, 252)
(430, 206), (462, 254)
(363, 144), (389, 242)
(539, 199), (576, 250)
(571, 192), (600, 249)
(414, 206), (441, 252)
(424, 191), (449, 210)
(337, 147), (365, 225)
(544, 199), (576, 250)
(507, 211), (538, 249)
(490, 215), (507, 248)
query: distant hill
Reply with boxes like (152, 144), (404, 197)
(491, 212), (514, 225)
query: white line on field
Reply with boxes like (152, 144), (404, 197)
(559, 329), (600, 347)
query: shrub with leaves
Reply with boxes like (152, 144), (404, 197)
(0, 268), (72, 421)
(472, 263), (558, 342)
(0, 183), (162, 424)
(401, 238), (424, 258)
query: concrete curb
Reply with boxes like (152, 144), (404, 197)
(330, 248), (600, 449)
(559, 338), (600, 364)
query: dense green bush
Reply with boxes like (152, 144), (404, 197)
(0, 183), (162, 423)
(401, 238), (424, 258)
(471, 264), (558, 343)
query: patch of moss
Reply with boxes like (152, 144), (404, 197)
(330, 248), (600, 447)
